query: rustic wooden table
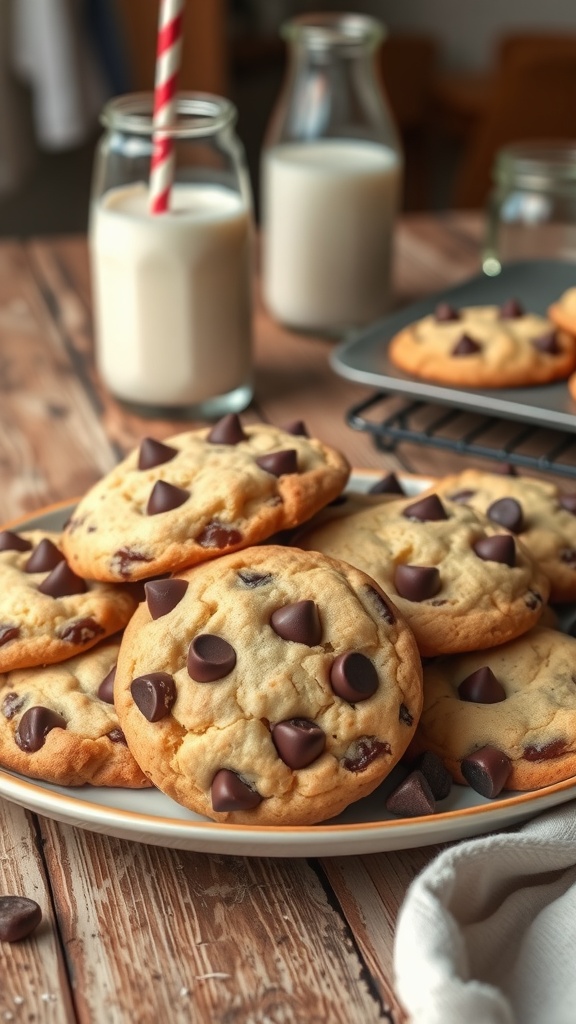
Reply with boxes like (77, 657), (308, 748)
(0, 212), (485, 1024)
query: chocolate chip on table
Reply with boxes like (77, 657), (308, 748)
(0, 625), (20, 647)
(15, 706), (66, 752)
(207, 413), (247, 445)
(451, 333), (482, 356)
(145, 578), (188, 619)
(460, 745), (512, 798)
(473, 534), (516, 567)
(394, 564), (441, 602)
(434, 302), (460, 322)
(282, 419), (309, 437)
(137, 437), (178, 470)
(0, 530), (32, 552)
(532, 331), (560, 354)
(211, 768), (262, 811)
(187, 635), (236, 682)
(403, 494), (448, 522)
(255, 450), (298, 477)
(146, 480), (189, 516)
(330, 652), (379, 702)
(559, 494), (576, 515)
(368, 472), (405, 495)
(487, 497), (524, 533)
(272, 718), (326, 769)
(385, 770), (436, 817)
(130, 672), (177, 722)
(499, 298), (524, 318)
(411, 751), (452, 800)
(25, 539), (64, 574)
(197, 521), (242, 549)
(0, 896), (42, 942)
(342, 736), (390, 772)
(97, 666), (116, 704)
(38, 561), (88, 598)
(458, 666), (506, 704)
(270, 600), (322, 646)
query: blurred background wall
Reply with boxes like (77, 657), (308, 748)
(1, 0), (576, 236)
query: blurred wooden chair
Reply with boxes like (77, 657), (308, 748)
(451, 34), (576, 208)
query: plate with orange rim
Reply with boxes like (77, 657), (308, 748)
(0, 470), (575, 858)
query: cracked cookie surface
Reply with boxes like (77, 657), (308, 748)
(114, 545), (423, 825)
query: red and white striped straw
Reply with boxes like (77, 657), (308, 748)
(149, 0), (184, 214)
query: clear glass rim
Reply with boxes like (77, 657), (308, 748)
(495, 140), (576, 187)
(281, 12), (386, 50)
(99, 92), (237, 137)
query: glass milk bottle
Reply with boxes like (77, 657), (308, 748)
(261, 13), (403, 333)
(89, 93), (254, 417)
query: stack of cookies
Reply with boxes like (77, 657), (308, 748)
(2, 416), (576, 824)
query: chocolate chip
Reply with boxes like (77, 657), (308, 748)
(561, 548), (576, 565)
(458, 666), (506, 703)
(211, 768), (262, 811)
(0, 530), (32, 553)
(460, 745), (511, 797)
(25, 539), (64, 574)
(58, 618), (104, 644)
(38, 561), (88, 598)
(255, 450), (298, 477)
(368, 473), (405, 495)
(130, 673), (176, 721)
(272, 719), (325, 769)
(107, 728), (127, 744)
(197, 521), (242, 549)
(270, 601), (322, 646)
(452, 333), (481, 356)
(330, 652), (378, 702)
(145, 578), (188, 619)
(532, 330), (560, 354)
(394, 565), (441, 601)
(97, 666), (116, 704)
(559, 494), (576, 515)
(15, 706), (66, 752)
(207, 414), (247, 445)
(385, 770), (435, 817)
(137, 437), (178, 470)
(112, 548), (153, 579)
(2, 692), (25, 719)
(435, 302), (460, 322)
(0, 625), (20, 647)
(146, 480), (189, 516)
(0, 896), (42, 942)
(523, 739), (566, 761)
(237, 570), (274, 588)
(342, 736), (390, 772)
(525, 589), (542, 610)
(187, 635), (236, 682)
(487, 497), (524, 533)
(366, 586), (395, 624)
(411, 751), (452, 800)
(448, 489), (476, 504)
(282, 420), (309, 437)
(499, 298), (524, 318)
(403, 494), (448, 522)
(399, 702), (413, 726)
(473, 534), (515, 566)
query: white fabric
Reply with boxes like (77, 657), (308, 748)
(394, 802), (576, 1024)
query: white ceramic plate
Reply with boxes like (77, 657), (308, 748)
(1, 471), (575, 857)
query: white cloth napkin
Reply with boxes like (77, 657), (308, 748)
(394, 802), (576, 1024)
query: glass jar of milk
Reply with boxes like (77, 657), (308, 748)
(261, 13), (403, 334)
(89, 93), (254, 417)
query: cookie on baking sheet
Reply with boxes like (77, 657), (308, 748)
(426, 468), (576, 603)
(0, 639), (149, 787)
(548, 286), (576, 337)
(387, 300), (576, 387)
(0, 529), (137, 672)
(296, 492), (550, 656)
(62, 416), (351, 583)
(113, 545), (423, 826)
(409, 626), (576, 794)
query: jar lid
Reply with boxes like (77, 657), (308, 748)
(494, 140), (576, 191)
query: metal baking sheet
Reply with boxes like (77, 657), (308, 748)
(330, 260), (576, 432)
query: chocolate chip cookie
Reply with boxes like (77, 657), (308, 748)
(113, 545), (423, 825)
(0, 639), (149, 787)
(428, 468), (576, 602)
(62, 416), (350, 583)
(297, 492), (549, 656)
(0, 529), (137, 671)
(410, 625), (576, 794)
(388, 300), (576, 387)
(549, 286), (576, 338)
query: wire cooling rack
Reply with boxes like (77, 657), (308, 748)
(346, 392), (576, 479)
